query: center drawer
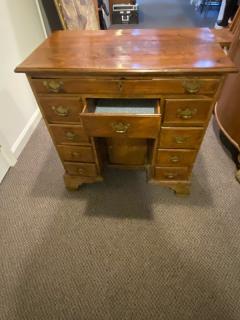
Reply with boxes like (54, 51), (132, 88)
(80, 99), (161, 138)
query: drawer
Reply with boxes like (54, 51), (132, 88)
(38, 96), (84, 123)
(31, 77), (220, 96)
(156, 149), (197, 166)
(163, 98), (213, 126)
(154, 167), (190, 181)
(122, 78), (220, 95)
(64, 162), (97, 177)
(80, 99), (161, 138)
(31, 78), (120, 94)
(159, 127), (204, 149)
(58, 145), (95, 162)
(50, 125), (89, 145)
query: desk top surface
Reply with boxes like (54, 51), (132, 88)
(15, 28), (236, 75)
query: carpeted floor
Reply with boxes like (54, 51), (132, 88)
(1, 1), (240, 319)
(1, 118), (240, 320)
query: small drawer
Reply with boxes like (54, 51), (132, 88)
(156, 149), (197, 167)
(58, 145), (95, 163)
(38, 96), (84, 123)
(31, 78), (120, 94)
(154, 167), (190, 181)
(122, 78), (220, 95)
(159, 127), (204, 149)
(80, 99), (161, 138)
(163, 98), (213, 126)
(50, 125), (89, 145)
(64, 162), (97, 177)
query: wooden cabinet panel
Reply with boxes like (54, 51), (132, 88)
(159, 127), (204, 149)
(50, 125), (89, 145)
(156, 149), (197, 167)
(38, 96), (84, 123)
(163, 98), (213, 126)
(64, 162), (98, 176)
(154, 167), (190, 181)
(58, 145), (95, 162)
(107, 138), (147, 165)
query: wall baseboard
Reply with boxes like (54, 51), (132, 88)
(11, 109), (42, 159)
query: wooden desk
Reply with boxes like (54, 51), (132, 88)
(15, 28), (235, 195)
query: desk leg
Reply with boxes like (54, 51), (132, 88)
(169, 182), (191, 196)
(64, 174), (103, 190)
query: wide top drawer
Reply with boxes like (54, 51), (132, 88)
(30, 77), (221, 96)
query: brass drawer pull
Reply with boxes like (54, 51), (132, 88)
(165, 173), (178, 179)
(43, 80), (63, 93)
(71, 152), (80, 157)
(52, 105), (69, 117)
(170, 155), (180, 163)
(175, 136), (190, 144)
(177, 108), (197, 120)
(78, 168), (85, 174)
(111, 122), (130, 134)
(65, 131), (77, 141)
(183, 80), (201, 94)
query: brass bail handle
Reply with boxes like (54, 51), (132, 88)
(52, 105), (69, 117)
(183, 80), (201, 94)
(65, 131), (77, 141)
(43, 80), (63, 93)
(177, 108), (197, 120)
(175, 136), (190, 144)
(111, 122), (130, 134)
(170, 155), (180, 163)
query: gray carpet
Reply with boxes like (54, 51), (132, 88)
(1, 1), (240, 319)
(1, 118), (240, 320)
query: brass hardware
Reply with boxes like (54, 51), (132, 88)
(118, 81), (123, 92)
(165, 173), (177, 179)
(175, 136), (190, 144)
(65, 131), (76, 141)
(111, 122), (130, 134)
(43, 80), (63, 93)
(183, 80), (201, 94)
(177, 108), (197, 120)
(170, 155), (180, 163)
(78, 168), (85, 174)
(71, 152), (80, 157)
(51, 105), (69, 117)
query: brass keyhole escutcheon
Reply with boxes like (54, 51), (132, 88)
(118, 81), (123, 92)
(177, 108), (197, 120)
(183, 80), (201, 94)
(43, 80), (63, 93)
(52, 105), (69, 117)
(65, 131), (77, 141)
(111, 122), (130, 134)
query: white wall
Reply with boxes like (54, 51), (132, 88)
(0, 0), (46, 181)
